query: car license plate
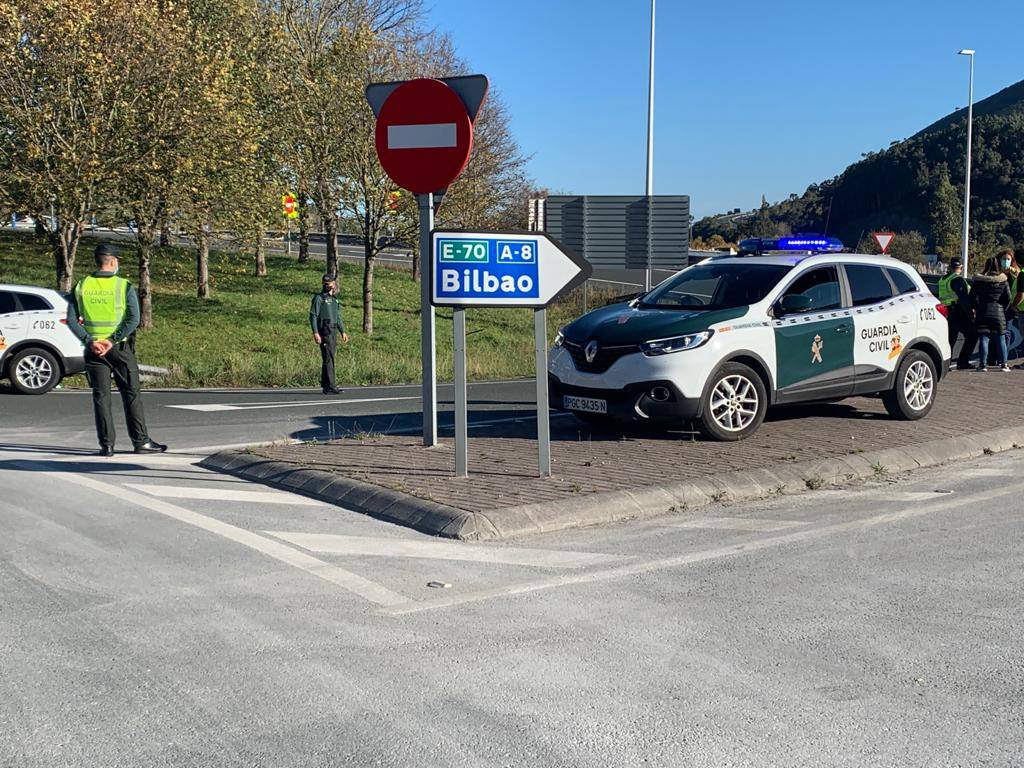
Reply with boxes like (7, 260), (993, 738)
(563, 395), (607, 414)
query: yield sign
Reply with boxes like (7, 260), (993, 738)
(372, 78), (482, 195)
(872, 232), (895, 254)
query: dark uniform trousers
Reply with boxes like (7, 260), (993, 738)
(85, 342), (150, 449)
(319, 321), (337, 391)
(947, 307), (977, 368)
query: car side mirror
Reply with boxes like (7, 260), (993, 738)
(778, 294), (813, 315)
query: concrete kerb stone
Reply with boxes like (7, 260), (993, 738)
(200, 424), (1024, 542)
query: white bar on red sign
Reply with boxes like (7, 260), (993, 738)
(387, 123), (457, 150)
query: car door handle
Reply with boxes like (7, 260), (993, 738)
(898, 316), (911, 323)
(834, 326), (851, 334)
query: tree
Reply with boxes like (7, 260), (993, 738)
(0, 1), (180, 290)
(887, 230), (927, 265)
(930, 164), (963, 264)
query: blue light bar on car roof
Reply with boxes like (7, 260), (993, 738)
(738, 235), (844, 254)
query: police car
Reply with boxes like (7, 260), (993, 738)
(0, 284), (85, 394)
(549, 239), (951, 440)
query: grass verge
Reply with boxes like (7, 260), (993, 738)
(0, 231), (615, 388)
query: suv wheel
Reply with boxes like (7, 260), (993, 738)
(10, 347), (61, 394)
(882, 350), (936, 420)
(698, 362), (767, 441)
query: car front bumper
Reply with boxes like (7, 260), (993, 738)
(549, 374), (702, 423)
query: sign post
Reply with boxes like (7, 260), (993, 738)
(282, 193), (299, 260)
(872, 231), (895, 254)
(367, 75), (489, 448)
(431, 230), (591, 477)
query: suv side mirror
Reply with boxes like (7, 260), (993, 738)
(778, 294), (813, 315)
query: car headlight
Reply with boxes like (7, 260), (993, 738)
(641, 330), (713, 356)
(553, 329), (565, 347)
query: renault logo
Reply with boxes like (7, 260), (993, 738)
(584, 340), (599, 363)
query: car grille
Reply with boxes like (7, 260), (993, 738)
(562, 338), (640, 373)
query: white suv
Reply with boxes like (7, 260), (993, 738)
(0, 284), (85, 394)
(549, 253), (951, 440)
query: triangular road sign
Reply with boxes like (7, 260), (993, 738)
(872, 232), (895, 254)
(366, 75), (489, 120)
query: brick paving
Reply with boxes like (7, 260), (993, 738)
(255, 372), (1024, 513)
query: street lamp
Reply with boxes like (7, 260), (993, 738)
(958, 49), (975, 273)
(644, 0), (655, 292)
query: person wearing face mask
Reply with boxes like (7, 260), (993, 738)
(986, 249), (1021, 366)
(309, 273), (349, 395)
(66, 244), (167, 456)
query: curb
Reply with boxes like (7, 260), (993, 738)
(199, 425), (1024, 541)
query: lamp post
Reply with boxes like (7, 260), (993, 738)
(958, 49), (975, 273)
(644, 0), (655, 292)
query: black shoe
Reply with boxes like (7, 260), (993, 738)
(323, 388), (342, 395)
(98, 445), (114, 457)
(134, 440), (167, 454)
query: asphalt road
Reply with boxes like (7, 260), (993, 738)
(0, 380), (541, 453)
(1, 426), (1021, 766)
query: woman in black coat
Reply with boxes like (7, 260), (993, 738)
(972, 256), (1011, 371)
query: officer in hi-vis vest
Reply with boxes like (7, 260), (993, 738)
(309, 273), (349, 394)
(67, 244), (167, 456)
(938, 256), (976, 371)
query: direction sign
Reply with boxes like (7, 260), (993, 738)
(873, 231), (895, 254)
(374, 79), (476, 195)
(431, 230), (591, 308)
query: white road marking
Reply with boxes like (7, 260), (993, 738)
(125, 483), (322, 506)
(166, 395), (420, 412)
(380, 481), (1024, 616)
(12, 463), (406, 607)
(670, 516), (805, 532)
(18, 452), (202, 467)
(387, 122), (457, 149)
(265, 532), (624, 568)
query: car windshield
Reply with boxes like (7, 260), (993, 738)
(638, 262), (793, 310)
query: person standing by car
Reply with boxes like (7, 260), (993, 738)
(309, 274), (349, 395)
(67, 244), (167, 456)
(939, 257), (976, 370)
(971, 256), (1012, 372)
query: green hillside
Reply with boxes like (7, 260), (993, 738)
(694, 78), (1024, 259)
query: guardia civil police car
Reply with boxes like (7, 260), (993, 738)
(549, 238), (951, 440)
(0, 284), (85, 394)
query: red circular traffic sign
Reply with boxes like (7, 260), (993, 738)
(374, 78), (473, 195)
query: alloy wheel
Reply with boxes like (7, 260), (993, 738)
(15, 354), (54, 391)
(709, 374), (759, 432)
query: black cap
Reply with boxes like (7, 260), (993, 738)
(949, 257), (963, 269)
(322, 273), (336, 283)
(95, 243), (119, 261)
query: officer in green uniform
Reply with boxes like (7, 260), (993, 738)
(67, 244), (167, 456)
(309, 274), (348, 394)
(938, 257), (976, 371)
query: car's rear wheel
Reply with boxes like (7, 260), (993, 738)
(10, 347), (61, 394)
(698, 362), (767, 441)
(882, 350), (936, 420)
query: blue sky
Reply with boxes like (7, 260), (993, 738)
(425, 0), (1024, 219)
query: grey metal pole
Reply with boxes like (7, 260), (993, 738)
(418, 193), (438, 447)
(644, 0), (656, 293)
(286, 219), (292, 259)
(535, 308), (551, 477)
(453, 308), (468, 477)
(958, 50), (975, 273)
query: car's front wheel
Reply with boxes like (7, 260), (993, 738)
(882, 350), (936, 420)
(698, 362), (767, 441)
(9, 347), (61, 394)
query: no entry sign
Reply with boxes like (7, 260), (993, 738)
(374, 79), (474, 195)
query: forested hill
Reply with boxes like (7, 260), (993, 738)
(694, 78), (1024, 257)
